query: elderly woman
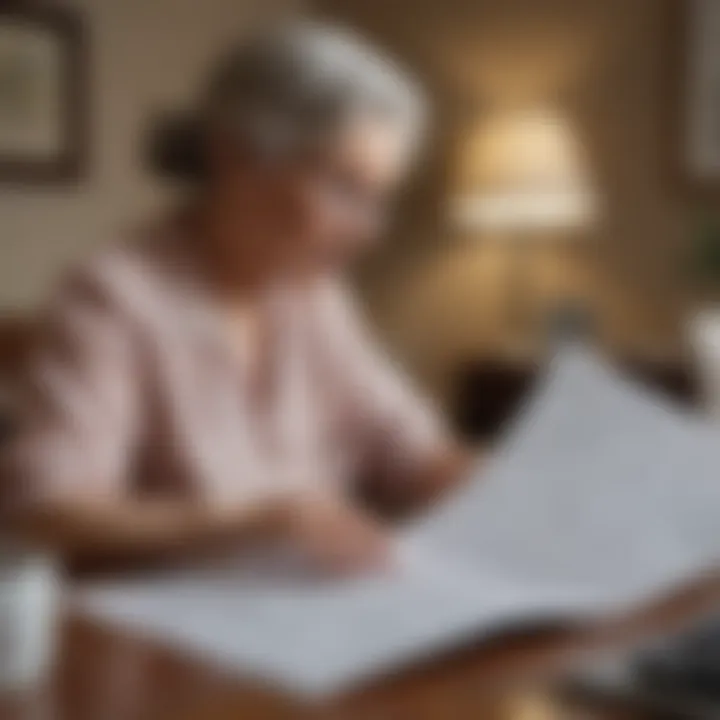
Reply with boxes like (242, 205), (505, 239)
(2, 23), (468, 573)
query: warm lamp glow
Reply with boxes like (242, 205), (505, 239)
(451, 109), (596, 232)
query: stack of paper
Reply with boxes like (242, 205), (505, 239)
(76, 348), (720, 697)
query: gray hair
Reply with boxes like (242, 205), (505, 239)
(151, 22), (427, 180)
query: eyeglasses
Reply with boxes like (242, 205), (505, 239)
(299, 158), (394, 233)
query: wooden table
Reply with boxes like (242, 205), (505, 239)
(3, 575), (720, 720)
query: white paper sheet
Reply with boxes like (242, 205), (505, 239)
(75, 347), (720, 697)
(406, 347), (720, 608)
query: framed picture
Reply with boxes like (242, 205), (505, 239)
(672, 0), (720, 196)
(0, 3), (87, 183)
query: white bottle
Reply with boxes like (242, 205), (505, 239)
(689, 308), (720, 419)
(0, 542), (59, 694)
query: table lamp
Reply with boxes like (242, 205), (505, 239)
(450, 109), (596, 353)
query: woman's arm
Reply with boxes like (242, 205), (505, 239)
(319, 286), (476, 518)
(6, 495), (289, 560)
(6, 489), (390, 572)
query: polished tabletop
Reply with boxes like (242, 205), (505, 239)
(3, 573), (720, 720)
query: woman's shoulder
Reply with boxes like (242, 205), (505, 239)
(48, 220), (189, 328)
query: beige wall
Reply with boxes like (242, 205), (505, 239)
(0, 0), (299, 310)
(315, 0), (693, 402)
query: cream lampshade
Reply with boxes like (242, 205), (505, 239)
(451, 109), (596, 233)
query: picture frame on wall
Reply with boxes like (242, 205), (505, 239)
(0, 3), (87, 184)
(673, 0), (720, 195)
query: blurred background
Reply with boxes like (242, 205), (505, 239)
(0, 0), (715, 427)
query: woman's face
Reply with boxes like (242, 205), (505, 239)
(212, 118), (413, 275)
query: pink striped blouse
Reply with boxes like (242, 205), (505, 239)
(2, 225), (446, 511)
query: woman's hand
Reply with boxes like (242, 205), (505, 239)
(277, 492), (390, 575)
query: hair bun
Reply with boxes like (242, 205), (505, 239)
(144, 112), (205, 182)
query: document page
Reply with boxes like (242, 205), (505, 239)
(76, 347), (720, 697)
(405, 348), (720, 610)
(77, 549), (525, 696)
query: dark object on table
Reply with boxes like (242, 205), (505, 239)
(636, 616), (720, 701)
(566, 618), (720, 720)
